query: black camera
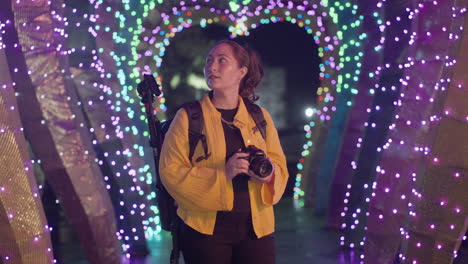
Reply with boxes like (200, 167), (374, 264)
(240, 145), (273, 178)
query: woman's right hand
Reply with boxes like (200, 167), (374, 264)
(225, 150), (250, 181)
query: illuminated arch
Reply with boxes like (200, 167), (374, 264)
(90, 0), (364, 235)
(4, 1), (467, 263)
(131, 1), (364, 203)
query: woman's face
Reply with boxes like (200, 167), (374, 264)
(204, 43), (247, 93)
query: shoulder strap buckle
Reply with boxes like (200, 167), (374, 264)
(183, 101), (210, 164)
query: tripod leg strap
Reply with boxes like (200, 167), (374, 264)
(169, 217), (181, 264)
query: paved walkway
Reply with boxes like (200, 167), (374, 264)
(60, 197), (467, 264)
(124, 197), (361, 264)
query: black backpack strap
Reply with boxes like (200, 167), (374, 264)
(182, 101), (211, 164)
(243, 98), (267, 140)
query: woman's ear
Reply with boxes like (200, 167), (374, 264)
(240, 66), (248, 78)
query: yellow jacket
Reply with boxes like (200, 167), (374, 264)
(159, 93), (289, 238)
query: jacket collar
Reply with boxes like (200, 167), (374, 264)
(200, 91), (250, 125)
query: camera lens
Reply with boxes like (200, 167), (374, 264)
(251, 159), (273, 178)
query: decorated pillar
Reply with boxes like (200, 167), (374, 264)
(3, 0), (121, 262)
(0, 40), (54, 264)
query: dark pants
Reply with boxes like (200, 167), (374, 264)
(180, 212), (275, 264)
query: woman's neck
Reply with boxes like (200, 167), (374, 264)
(211, 90), (239, 110)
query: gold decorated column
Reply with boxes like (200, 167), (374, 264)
(0, 47), (54, 263)
(2, 0), (121, 263)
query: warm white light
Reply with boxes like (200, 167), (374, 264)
(305, 107), (315, 117)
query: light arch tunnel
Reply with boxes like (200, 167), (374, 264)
(0, 0), (467, 264)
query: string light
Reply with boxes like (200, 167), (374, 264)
(2, 1), (466, 263)
(339, 1), (467, 263)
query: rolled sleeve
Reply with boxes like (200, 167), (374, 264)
(259, 109), (289, 205)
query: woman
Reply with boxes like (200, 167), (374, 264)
(159, 40), (289, 264)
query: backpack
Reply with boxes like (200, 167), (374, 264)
(155, 98), (267, 233)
